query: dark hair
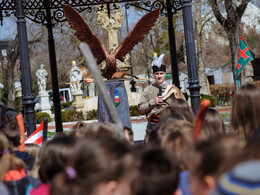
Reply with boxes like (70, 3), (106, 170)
(242, 134), (260, 161)
(51, 137), (139, 195)
(1, 117), (20, 147)
(38, 136), (76, 183)
(158, 112), (185, 126)
(201, 108), (225, 139)
(151, 120), (193, 147)
(53, 132), (68, 139)
(169, 99), (195, 123)
(231, 84), (260, 138)
(161, 130), (194, 171)
(191, 134), (243, 180)
(135, 146), (180, 195)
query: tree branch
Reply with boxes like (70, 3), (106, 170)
(209, 0), (226, 27)
(237, 0), (250, 19)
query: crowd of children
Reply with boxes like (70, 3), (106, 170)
(0, 83), (260, 195)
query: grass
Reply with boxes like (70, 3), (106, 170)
(221, 113), (231, 132)
(47, 130), (70, 138)
(221, 113), (231, 122)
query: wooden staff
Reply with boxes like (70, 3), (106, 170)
(17, 114), (25, 151)
(193, 99), (210, 139)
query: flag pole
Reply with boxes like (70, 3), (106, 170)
(43, 117), (48, 143)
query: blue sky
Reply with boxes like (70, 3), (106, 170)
(0, 15), (16, 40)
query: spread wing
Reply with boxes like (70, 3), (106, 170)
(114, 9), (160, 61)
(63, 4), (109, 64)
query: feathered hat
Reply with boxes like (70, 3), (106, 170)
(152, 53), (166, 73)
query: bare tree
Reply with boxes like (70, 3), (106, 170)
(5, 36), (19, 108)
(194, 0), (213, 94)
(209, 0), (251, 87)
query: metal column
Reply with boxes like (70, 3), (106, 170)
(44, 0), (63, 132)
(182, 0), (201, 113)
(15, 0), (35, 135)
(166, 0), (181, 89)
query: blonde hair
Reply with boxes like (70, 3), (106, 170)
(161, 130), (194, 171)
(0, 132), (25, 181)
(69, 122), (118, 139)
(25, 143), (41, 179)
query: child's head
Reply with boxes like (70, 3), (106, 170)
(214, 160), (260, 195)
(51, 137), (139, 195)
(201, 108), (225, 139)
(0, 132), (25, 181)
(161, 130), (194, 171)
(24, 143), (40, 160)
(135, 146), (180, 195)
(189, 134), (244, 195)
(157, 120), (194, 140)
(1, 117), (20, 148)
(69, 122), (118, 139)
(38, 136), (76, 183)
(231, 84), (260, 138)
(169, 98), (195, 123)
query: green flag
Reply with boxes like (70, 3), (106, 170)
(235, 37), (255, 89)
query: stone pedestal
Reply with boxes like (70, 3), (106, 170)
(38, 92), (52, 115)
(72, 93), (84, 111)
(124, 80), (135, 106)
(88, 82), (96, 98)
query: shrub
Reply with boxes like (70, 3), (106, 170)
(201, 94), (217, 107)
(87, 109), (98, 120)
(50, 101), (73, 113)
(129, 105), (142, 116)
(210, 84), (234, 98)
(62, 110), (84, 122)
(61, 101), (73, 109)
(35, 112), (51, 124)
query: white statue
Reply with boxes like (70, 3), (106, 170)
(70, 61), (82, 93)
(97, 7), (124, 49)
(36, 64), (48, 94)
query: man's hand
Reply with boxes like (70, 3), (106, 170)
(156, 96), (163, 105)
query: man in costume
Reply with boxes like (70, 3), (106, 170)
(138, 54), (185, 142)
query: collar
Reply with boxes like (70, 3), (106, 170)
(4, 169), (26, 181)
(154, 81), (167, 88)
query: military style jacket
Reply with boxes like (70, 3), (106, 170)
(138, 82), (171, 118)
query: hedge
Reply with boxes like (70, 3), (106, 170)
(61, 110), (84, 122)
(201, 94), (217, 107)
(87, 109), (98, 120)
(35, 112), (51, 124)
(129, 105), (142, 116)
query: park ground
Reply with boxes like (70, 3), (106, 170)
(45, 106), (232, 142)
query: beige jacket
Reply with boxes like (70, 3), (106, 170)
(138, 82), (185, 119)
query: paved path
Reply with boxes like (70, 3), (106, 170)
(46, 116), (148, 141)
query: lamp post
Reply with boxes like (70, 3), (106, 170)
(182, 0), (201, 113)
(44, 0), (63, 132)
(166, 0), (180, 89)
(15, 0), (35, 135)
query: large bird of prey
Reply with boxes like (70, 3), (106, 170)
(63, 4), (160, 79)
